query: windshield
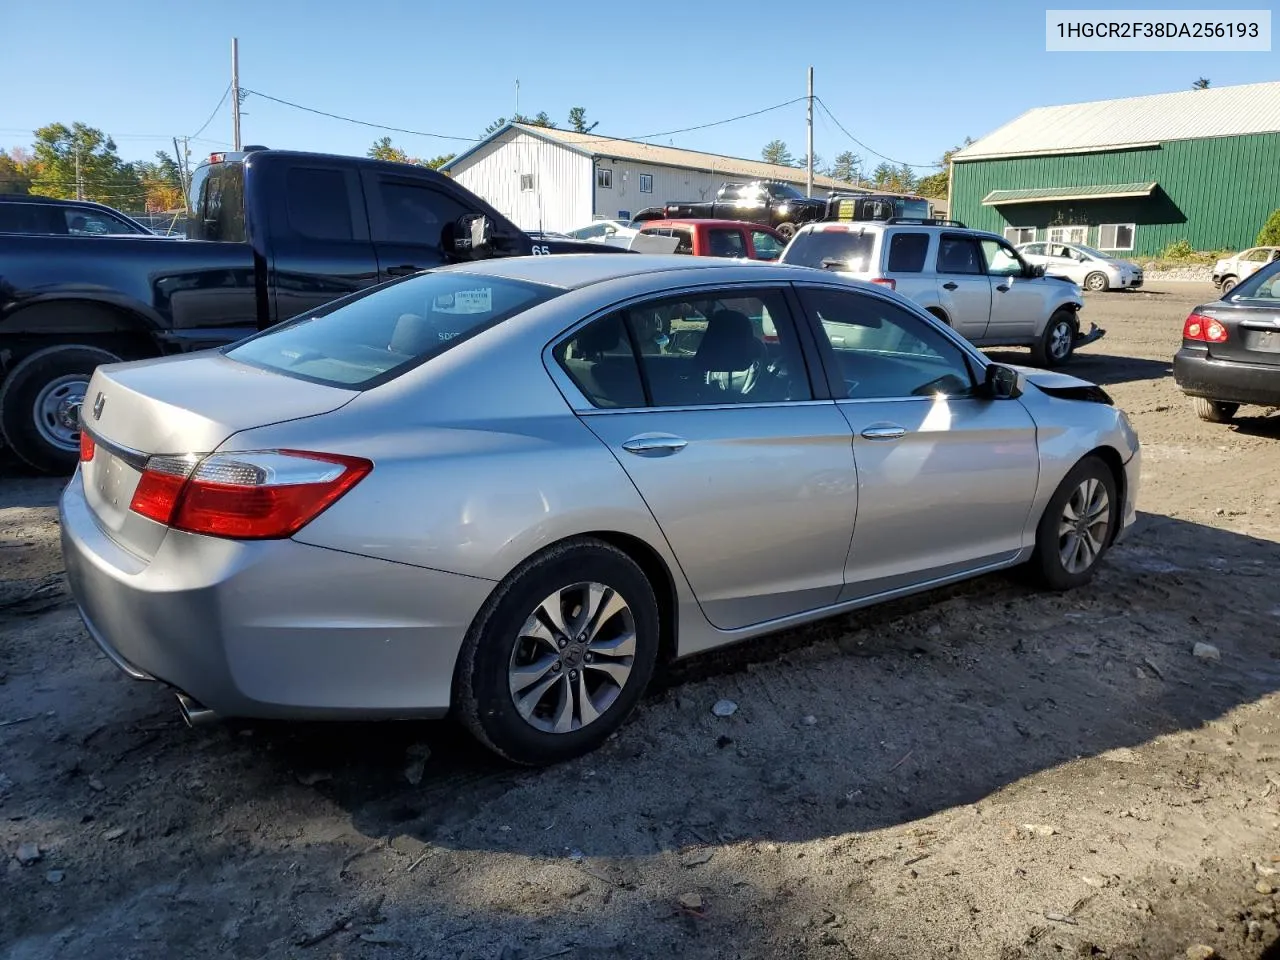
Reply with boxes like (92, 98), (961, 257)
(780, 229), (876, 272)
(226, 272), (561, 388)
(1073, 244), (1109, 259)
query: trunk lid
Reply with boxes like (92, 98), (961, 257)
(1205, 304), (1280, 368)
(79, 351), (357, 560)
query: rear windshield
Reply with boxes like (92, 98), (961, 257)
(781, 229), (876, 272)
(225, 272), (560, 388)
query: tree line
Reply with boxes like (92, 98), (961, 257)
(760, 136), (973, 198)
(0, 122), (185, 212)
(369, 105), (597, 168)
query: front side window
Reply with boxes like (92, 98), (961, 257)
(935, 236), (984, 275)
(64, 209), (143, 235)
(886, 232), (929, 273)
(286, 168), (354, 241)
(226, 272), (559, 389)
(980, 239), (1024, 277)
(596, 168), (613, 189)
(706, 228), (746, 258)
(627, 289), (812, 406)
(373, 180), (471, 246)
(751, 230), (784, 260)
(800, 287), (976, 400)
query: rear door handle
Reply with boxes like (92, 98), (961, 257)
(942, 281), (958, 291)
(621, 434), (688, 456)
(385, 264), (422, 277)
(860, 424), (906, 441)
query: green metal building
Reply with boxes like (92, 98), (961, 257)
(950, 80), (1280, 258)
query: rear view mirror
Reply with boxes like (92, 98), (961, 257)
(453, 214), (493, 257)
(983, 362), (1022, 400)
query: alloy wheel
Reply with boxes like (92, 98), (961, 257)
(1049, 320), (1074, 360)
(1058, 477), (1111, 574)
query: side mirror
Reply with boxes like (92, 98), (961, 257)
(983, 362), (1022, 400)
(1028, 263), (1045, 277)
(452, 214), (493, 257)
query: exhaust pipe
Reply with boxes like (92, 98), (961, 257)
(176, 692), (217, 727)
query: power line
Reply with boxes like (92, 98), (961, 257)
(190, 83), (232, 140)
(243, 88), (483, 142)
(814, 98), (935, 169)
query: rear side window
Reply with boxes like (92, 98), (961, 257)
(226, 272), (559, 389)
(706, 228), (746, 258)
(286, 168), (354, 240)
(0, 203), (63, 235)
(197, 163), (246, 243)
(554, 314), (646, 408)
(886, 233), (929, 273)
(780, 229), (875, 272)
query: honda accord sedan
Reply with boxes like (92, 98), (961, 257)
(61, 255), (1141, 765)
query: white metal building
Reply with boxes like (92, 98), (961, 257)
(441, 123), (861, 233)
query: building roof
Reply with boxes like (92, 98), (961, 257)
(443, 123), (864, 194)
(954, 80), (1280, 161)
(982, 182), (1158, 205)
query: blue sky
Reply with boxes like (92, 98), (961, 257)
(2, 0), (1275, 173)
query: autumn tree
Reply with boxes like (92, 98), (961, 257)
(134, 151), (185, 211)
(368, 136), (413, 164)
(0, 149), (33, 195)
(29, 122), (142, 207)
(761, 140), (794, 166)
(424, 153), (456, 170)
(915, 136), (974, 199)
(568, 107), (597, 133)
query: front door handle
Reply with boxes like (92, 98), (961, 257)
(385, 264), (422, 277)
(622, 434), (688, 456)
(860, 424), (906, 441)
(942, 281), (958, 291)
(995, 284), (1010, 292)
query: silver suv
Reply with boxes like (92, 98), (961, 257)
(779, 219), (1101, 366)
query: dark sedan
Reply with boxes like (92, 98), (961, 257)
(1174, 260), (1280, 423)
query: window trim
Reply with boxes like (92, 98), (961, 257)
(1046, 224), (1089, 246)
(1003, 226), (1036, 245)
(542, 281), (832, 413)
(789, 280), (990, 403)
(1097, 222), (1135, 251)
(596, 167), (613, 189)
(639, 173), (653, 193)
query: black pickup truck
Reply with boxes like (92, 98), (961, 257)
(640, 180), (827, 239)
(0, 148), (626, 473)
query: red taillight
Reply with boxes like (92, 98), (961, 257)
(80, 431), (95, 462)
(128, 450), (371, 539)
(209, 152), (225, 164)
(870, 277), (897, 290)
(1183, 312), (1228, 343)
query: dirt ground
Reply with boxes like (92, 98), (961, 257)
(2, 282), (1279, 960)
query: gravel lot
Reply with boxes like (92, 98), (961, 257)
(2, 282), (1278, 960)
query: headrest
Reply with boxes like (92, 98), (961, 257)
(695, 309), (763, 372)
(576, 320), (621, 355)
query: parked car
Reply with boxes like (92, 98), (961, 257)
(1173, 258), (1280, 423)
(1211, 246), (1280, 294)
(62, 255), (1140, 766)
(780, 219), (1100, 366)
(0, 147), (628, 474)
(1016, 241), (1143, 292)
(645, 180), (826, 239)
(0, 194), (162, 238)
(637, 219), (786, 261)
(564, 219), (642, 244)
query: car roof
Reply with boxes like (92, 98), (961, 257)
(796, 221), (1004, 242)
(443, 253), (832, 289)
(0, 194), (121, 210)
(641, 218), (777, 231)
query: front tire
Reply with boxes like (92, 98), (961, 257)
(1191, 397), (1238, 423)
(1030, 309), (1077, 367)
(1026, 455), (1119, 591)
(455, 538), (660, 766)
(1220, 276), (1238, 295)
(775, 221), (797, 240)
(0, 345), (121, 474)
(1084, 271), (1109, 292)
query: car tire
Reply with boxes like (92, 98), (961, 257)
(1026, 454), (1119, 591)
(1220, 276), (1238, 294)
(455, 537), (660, 766)
(1083, 271), (1109, 292)
(1030, 308), (1077, 367)
(1191, 397), (1238, 423)
(775, 222), (797, 240)
(0, 344), (121, 475)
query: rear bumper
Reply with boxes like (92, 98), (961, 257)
(59, 471), (494, 720)
(1173, 347), (1280, 407)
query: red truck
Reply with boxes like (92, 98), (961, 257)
(636, 218), (786, 261)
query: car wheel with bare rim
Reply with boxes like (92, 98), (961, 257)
(455, 537), (660, 766)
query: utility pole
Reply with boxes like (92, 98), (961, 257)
(231, 37), (242, 151)
(172, 136), (191, 201)
(515, 78), (520, 120)
(806, 66), (814, 197)
(75, 144), (83, 200)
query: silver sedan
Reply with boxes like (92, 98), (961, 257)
(61, 255), (1141, 765)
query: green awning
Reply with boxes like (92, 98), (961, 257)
(981, 182), (1158, 206)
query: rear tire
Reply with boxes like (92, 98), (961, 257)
(1191, 397), (1238, 423)
(1084, 271), (1109, 292)
(0, 345), (121, 475)
(1030, 308), (1077, 367)
(1220, 276), (1238, 295)
(775, 222), (797, 240)
(1026, 455), (1119, 591)
(455, 537), (660, 766)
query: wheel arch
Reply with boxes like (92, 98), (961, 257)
(924, 305), (951, 326)
(0, 297), (162, 365)
(1082, 445), (1127, 545)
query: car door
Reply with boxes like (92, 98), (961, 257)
(555, 285), (859, 630)
(1039, 243), (1084, 283)
(362, 170), (473, 282)
(793, 283), (1040, 599)
(980, 237), (1043, 341)
(934, 234), (992, 340)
